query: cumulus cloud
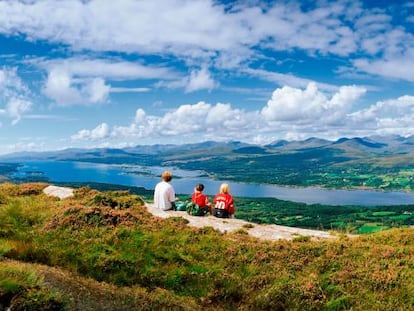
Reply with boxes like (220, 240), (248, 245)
(68, 82), (414, 145)
(43, 67), (110, 106)
(74, 100), (260, 144)
(349, 95), (414, 136)
(71, 123), (110, 141)
(84, 78), (110, 103)
(261, 83), (366, 125)
(43, 68), (82, 106)
(185, 67), (217, 93)
(156, 66), (217, 92)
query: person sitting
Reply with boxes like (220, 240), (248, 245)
(213, 183), (235, 218)
(190, 183), (211, 216)
(153, 171), (177, 211)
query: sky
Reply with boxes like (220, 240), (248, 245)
(1, 0), (414, 154)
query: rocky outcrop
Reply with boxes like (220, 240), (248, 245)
(42, 185), (336, 241)
(146, 203), (336, 241)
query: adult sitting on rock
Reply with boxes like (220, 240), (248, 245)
(154, 171), (177, 211)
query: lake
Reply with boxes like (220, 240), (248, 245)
(11, 160), (414, 206)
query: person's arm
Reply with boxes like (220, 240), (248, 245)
(168, 186), (176, 203)
(228, 195), (235, 215)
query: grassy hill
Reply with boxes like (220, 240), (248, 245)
(1, 183), (414, 310)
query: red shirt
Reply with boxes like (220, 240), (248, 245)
(192, 192), (209, 207)
(213, 193), (235, 215)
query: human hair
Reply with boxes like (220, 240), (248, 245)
(161, 171), (173, 182)
(195, 183), (204, 191)
(219, 183), (230, 194)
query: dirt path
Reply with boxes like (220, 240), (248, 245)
(146, 203), (336, 241)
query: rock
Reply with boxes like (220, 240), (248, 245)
(146, 203), (337, 241)
(43, 185), (74, 199)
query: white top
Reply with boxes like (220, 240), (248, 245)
(154, 181), (176, 211)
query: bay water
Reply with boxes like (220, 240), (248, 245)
(12, 161), (414, 206)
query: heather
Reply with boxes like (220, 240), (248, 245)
(1, 183), (413, 310)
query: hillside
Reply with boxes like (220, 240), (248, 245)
(1, 183), (414, 310)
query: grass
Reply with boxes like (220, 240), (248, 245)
(1, 183), (414, 310)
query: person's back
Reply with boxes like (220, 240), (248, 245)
(213, 183), (235, 218)
(192, 184), (209, 207)
(154, 171), (176, 211)
(189, 183), (211, 216)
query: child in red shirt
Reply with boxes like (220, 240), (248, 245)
(213, 183), (235, 218)
(191, 183), (211, 215)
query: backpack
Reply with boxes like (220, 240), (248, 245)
(186, 201), (209, 216)
(173, 201), (187, 211)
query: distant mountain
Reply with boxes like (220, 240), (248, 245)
(265, 139), (289, 148)
(2, 135), (414, 164)
(233, 146), (269, 154)
(266, 137), (331, 150)
(333, 137), (387, 148)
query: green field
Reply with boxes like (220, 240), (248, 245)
(232, 197), (414, 234)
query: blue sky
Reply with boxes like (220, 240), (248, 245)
(1, 0), (414, 154)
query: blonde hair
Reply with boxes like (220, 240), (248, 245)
(161, 171), (173, 182)
(219, 183), (230, 194)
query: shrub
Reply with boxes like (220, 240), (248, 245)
(91, 191), (144, 209)
(0, 183), (49, 197)
(9, 290), (65, 311)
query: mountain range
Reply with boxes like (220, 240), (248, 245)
(1, 135), (414, 163)
(2, 134), (414, 192)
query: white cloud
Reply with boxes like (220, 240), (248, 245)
(43, 68), (82, 106)
(261, 83), (366, 124)
(75, 100), (258, 143)
(69, 82), (414, 145)
(38, 58), (180, 104)
(38, 58), (176, 81)
(0, 67), (30, 97)
(242, 68), (338, 91)
(7, 98), (32, 125)
(185, 67), (217, 93)
(0, 67), (33, 124)
(0, 0), (412, 89)
(353, 52), (414, 82)
(156, 66), (217, 92)
(1, 1), (410, 72)
(349, 95), (414, 136)
(110, 87), (151, 93)
(84, 78), (110, 103)
(71, 122), (110, 141)
(43, 68), (110, 106)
